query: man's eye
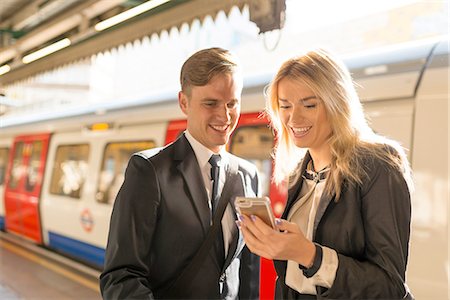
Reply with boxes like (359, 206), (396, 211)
(227, 102), (238, 108)
(279, 105), (291, 109)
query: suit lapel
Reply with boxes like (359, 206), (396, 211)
(282, 153), (310, 220)
(313, 190), (335, 240)
(174, 135), (210, 236)
(223, 171), (245, 269)
(174, 140), (253, 270)
(216, 156), (247, 271)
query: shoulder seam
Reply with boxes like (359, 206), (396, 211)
(134, 147), (164, 160)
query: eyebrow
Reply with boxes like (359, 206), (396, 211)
(278, 96), (317, 102)
(201, 98), (240, 103)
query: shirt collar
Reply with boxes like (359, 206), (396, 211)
(184, 130), (228, 170)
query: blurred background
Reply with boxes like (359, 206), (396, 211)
(0, 0), (447, 117)
(0, 1), (448, 299)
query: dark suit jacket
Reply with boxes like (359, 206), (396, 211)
(274, 150), (413, 299)
(100, 134), (260, 300)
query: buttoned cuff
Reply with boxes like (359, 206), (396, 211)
(304, 245), (339, 288)
(299, 243), (323, 278)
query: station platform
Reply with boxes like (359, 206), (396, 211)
(0, 233), (101, 299)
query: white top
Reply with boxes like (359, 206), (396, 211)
(184, 130), (234, 256)
(285, 167), (339, 295)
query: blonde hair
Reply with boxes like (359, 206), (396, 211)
(265, 49), (413, 199)
(180, 47), (241, 96)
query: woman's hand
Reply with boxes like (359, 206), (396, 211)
(238, 215), (316, 267)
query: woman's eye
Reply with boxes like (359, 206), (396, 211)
(304, 104), (317, 109)
(278, 101), (291, 109)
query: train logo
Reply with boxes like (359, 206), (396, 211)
(80, 209), (94, 232)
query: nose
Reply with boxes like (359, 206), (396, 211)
(289, 104), (305, 124)
(217, 104), (231, 122)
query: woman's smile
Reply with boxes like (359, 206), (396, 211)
(290, 126), (312, 138)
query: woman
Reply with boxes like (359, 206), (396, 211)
(238, 49), (414, 299)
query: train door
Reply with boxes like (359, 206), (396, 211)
(0, 140), (12, 230)
(4, 133), (51, 243)
(405, 40), (449, 299)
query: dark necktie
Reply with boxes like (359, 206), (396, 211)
(208, 154), (225, 265)
(209, 154), (221, 215)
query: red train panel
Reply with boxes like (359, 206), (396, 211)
(4, 133), (51, 243)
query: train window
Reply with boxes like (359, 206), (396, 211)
(96, 140), (155, 204)
(25, 141), (43, 192)
(50, 144), (90, 199)
(229, 126), (274, 197)
(8, 142), (25, 189)
(0, 147), (9, 186)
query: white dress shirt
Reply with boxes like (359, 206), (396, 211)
(285, 168), (339, 294)
(184, 130), (235, 256)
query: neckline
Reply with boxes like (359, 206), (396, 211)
(308, 160), (330, 173)
(304, 160), (329, 182)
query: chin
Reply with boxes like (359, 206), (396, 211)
(293, 141), (307, 148)
(213, 139), (228, 148)
(214, 134), (229, 142)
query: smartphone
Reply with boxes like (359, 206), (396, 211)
(235, 196), (276, 228)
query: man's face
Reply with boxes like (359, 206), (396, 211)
(179, 73), (242, 153)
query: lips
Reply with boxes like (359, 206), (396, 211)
(290, 126), (311, 137)
(210, 124), (229, 133)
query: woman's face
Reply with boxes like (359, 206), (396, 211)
(277, 78), (333, 154)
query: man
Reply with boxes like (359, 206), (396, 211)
(100, 47), (260, 299)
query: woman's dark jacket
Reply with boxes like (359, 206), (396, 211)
(274, 150), (413, 299)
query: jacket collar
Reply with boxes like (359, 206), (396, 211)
(174, 134), (211, 235)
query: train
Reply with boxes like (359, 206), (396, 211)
(0, 38), (448, 299)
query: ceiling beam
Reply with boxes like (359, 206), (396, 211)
(0, 0), (249, 85)
(0, 0), (125, 65)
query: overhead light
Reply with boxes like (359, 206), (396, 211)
(95, 0), (171, 31)
(0, 64), (11, 76)
(22, 38), (71, 64)
(364, 65), (388, 75)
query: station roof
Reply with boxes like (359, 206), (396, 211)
(0, 0), (283, 85)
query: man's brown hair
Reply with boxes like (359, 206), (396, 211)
(180, 47), (241, 96)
